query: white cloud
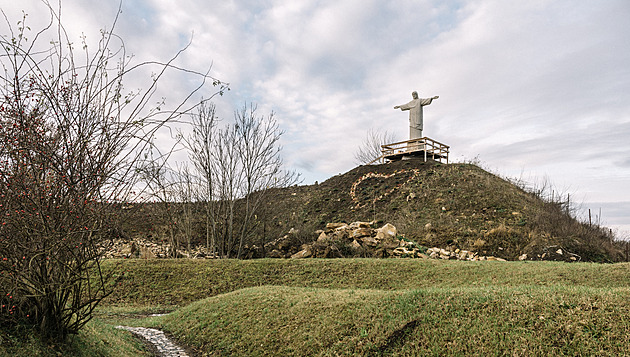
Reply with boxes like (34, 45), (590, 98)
(2, 0), (629, 234)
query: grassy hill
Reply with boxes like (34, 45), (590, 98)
(4, 161), (627, 355)
(154, 284), (630, 356)
(124, 159), (625, 262)
(248, 159), (623, 262)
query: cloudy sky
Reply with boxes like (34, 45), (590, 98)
(2, 0), (629, 236)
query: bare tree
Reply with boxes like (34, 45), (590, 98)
(184, 103), (299, 258)
(139, 153), (181, 257)
(354, 129), (398, 165)
(211, 124), (243, 257)
(233, 104), (300, 258)
(173, 163), (198, 253)
(0, 3), (224, 339)
(184, 102), (219, 254)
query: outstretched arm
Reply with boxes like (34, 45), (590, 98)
(395, 101), (415, 110)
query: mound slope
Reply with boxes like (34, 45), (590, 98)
(253, 159), (622, 262)
(153, 284), (630, 356)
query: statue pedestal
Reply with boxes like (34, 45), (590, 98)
(376, 137), (449, 164)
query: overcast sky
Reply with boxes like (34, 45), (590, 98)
(2, 0), (629, 236)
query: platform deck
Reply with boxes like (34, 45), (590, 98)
(374, 137), (449, 164)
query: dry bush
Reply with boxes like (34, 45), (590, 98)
(0, 3), (223, 339)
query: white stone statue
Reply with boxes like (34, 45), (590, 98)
(394, 91), (439, 139)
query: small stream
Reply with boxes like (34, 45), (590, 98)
(116, 325), (189, 357)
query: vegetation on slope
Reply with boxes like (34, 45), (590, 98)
(0, 319), (149, 357)
(244, 160), (623, 262)
(9, 258), (630, 356)
(127, 160), (624, 262)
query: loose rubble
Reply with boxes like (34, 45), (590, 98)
(242, 221), (508, 261)
(102, 238), (218, 259)
(424, 247), (506, 261)
(103, 221), (513, 261)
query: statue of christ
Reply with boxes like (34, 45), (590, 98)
(394, 91), (439, 139)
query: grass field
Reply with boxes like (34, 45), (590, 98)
(3, 259), (630, 356)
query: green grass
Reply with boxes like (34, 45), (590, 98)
(150, 285), (630, 356)
(100, 258), (630, 307)
(99, 259), (630, 355)
(8, 258), (630, 356)
(0, 318), (150, 357)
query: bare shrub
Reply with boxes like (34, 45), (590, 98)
(354, 129), (398, 165)
(0, 4), (223, 339)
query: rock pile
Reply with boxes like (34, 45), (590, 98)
(240, 228), (306, 259)
(241, 222), (424, 259)
(101, 222), (511, 261)
(295, 221), (426, 258)
(274, 222), (509, 261)
(102, 238), (217, 259)
(425, 247), (506, 261)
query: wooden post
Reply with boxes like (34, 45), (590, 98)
(424, 141), (427, 162)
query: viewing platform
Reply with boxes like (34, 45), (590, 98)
(370, 137), (450, 164)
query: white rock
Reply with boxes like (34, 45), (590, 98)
(352, 228), (374, 238)
(375, 223), (397, 240)
(326, 222), (347, 230)
(348, 221), (371, 229)
(291, 248), (312, 259)
(393, 247), (407, 255)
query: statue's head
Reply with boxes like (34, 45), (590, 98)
(412, 91), (418, 99)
